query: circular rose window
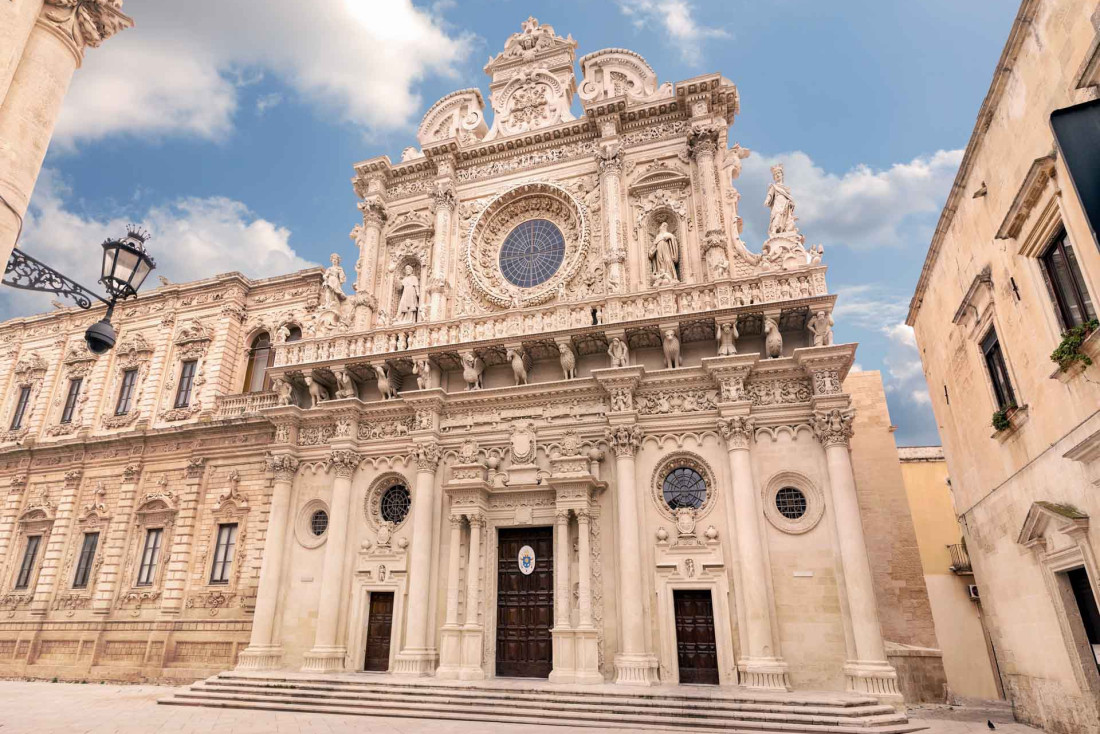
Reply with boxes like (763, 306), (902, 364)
(498, 219), (566, 288)
(662, 467), (707, 510)
(380, 485), (412, 524)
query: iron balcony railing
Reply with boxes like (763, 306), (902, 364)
(947, 543), (973, 574)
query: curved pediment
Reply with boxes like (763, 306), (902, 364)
(578, 48), (671, 104)
(628, 162), (691, 195)
(385, 210), (434, 241)
(417, 88), (488, 148)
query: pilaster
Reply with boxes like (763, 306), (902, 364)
(91, 464), (139, 613)
(30, 468), (82, 614)
(158, 457), (205, 616)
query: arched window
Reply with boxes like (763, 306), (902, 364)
(243, 332), (273, 393)
(285, 325), (302, 343)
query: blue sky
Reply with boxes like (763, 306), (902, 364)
(2, 0), (1019, 446)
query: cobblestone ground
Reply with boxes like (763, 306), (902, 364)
(0, 681), (1044, 734)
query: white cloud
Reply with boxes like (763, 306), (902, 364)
(1, 170), (314, 320)
(738, 149), (963, 251)
(616, 0), (729, 65)
(54, 0), (471, 146)
(256, 93), (284, 116)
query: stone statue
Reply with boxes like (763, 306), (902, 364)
(648, 222), (680, 285)
(809, 310), (834, 347)
(809, 244), (824, 265)
(724, 143), (751, 181)
(717, 322), (738, 356)
(395, 265), (420, 324)
(608, 337), (629, 368)
(276, 323), (292, 344)
(764, 317), (783, 359)
(662, 329), (681, 369)
(321, 254), (347, 310)
(764, 164), (798, 237)
(507, 347), (528, 386)
(413, 358), (432, 390)
(333, 368), (357, 399)
(558, 342), (577, 380)
(305, 375), (329, 407)
(461, 350), (484, 390)
(373, 364), (397, 400)
(273, 377), (294, 406)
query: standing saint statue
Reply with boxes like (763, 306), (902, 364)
(648, 221), (680, 285)
(321, 253), (347, 310)
(764, 164), (798, 237)
(395, 265), (420, 324)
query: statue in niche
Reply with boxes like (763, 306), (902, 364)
(662, 329), (681, 369)
(608, 337), (630, 368)
(648, 221), (680, 286)
(764, 317), (783, 359)
(305, 376), (329, 407)
(395, 265), (420, 324)
(333, 368), (357, 399)
(321, 254), (347, 310)
(558, 343), (577, 380)
(717, 322), (738, 356)
(374, 364), (397, 400)
(808, 310), (835, 347)
(461, 350), (485, 390)
(506, 347), (528, 386)
(764, 164), (798, 237)
(413, 358), (432, 390)
(273, 377), (294, 406)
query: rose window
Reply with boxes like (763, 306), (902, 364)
(662, 467), (707, 510)
(498, 219), (565, 288)
(380, 485), (412, 524)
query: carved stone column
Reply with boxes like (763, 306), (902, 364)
(0, 0), (42, 104)
(437, 515), (465, 679)
(549, 508), (575, 683)
(159, 457), (205, 616)
(717, 416), (790, 689)
(91, 465), (138, 613)
(0, 0), (133, 266)
(427, 180), (456, 321)
(351, 195), (387, 330)
(459, 511), (485, 680)
(688, 125), (730, 281)
(302, 449), (361, 672)
(597, 146), (627, 293)
(394, 440), (442, 675)
(813, 408), (901, 699)
(605, 424), (660, 684)
(238, 454), (299, 670)
(576, 509), (594, 629)
(31, 468), (82, 614)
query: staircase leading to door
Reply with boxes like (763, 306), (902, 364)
(160, 671), (926, 733)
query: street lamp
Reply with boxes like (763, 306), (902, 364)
(3, 226), (156, 354)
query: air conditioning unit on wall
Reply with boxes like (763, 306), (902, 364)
(967, 584), (980, 601)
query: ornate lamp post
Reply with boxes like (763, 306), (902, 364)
(3, 226), (156, 353)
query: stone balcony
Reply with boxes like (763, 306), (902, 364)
(213, 391), (279, 419)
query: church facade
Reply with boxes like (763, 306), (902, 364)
(0, 19), (943, 702)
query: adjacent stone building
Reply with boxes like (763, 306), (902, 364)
(907, 0), (1100, 731)
(0, 17), (943, 706)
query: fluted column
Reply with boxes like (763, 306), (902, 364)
(238, 454), (299, 670)
(302, 449), (361, 672)
(717, 417), (789, 689)
(576, 510), (594, 628)
(427, 181), (456, 321)
(0, 1), (132, 265)
(688, 125), (730, 280)
(597, 147), (627, 293)
(553, 510), (571, 627)
(463, 514), (482, 627)
(351, 196), (387, 330)
(394, 440), (442, 676)
(91, 465), (139, 613)
(159, 458), (205, 615)
(813, 408), (901, 698)
(605, 425), (659, 685)
(437, 515), (465, 679)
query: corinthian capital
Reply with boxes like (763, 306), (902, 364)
(717, 416), (755, 450)
(267, 454), (301, 482)
(42, 0), (134, 58)
(430, 182), (457, 213)
(596, 146), (623, 176)
(812, 408), (855, 448)
(416, 441), (443, 473)
(184, 456), (206, 480)
(604, 425), (644, 458)
(688, 125), (720, 159)
(329, 450), (362, 478)
(357, 197), (388, 227)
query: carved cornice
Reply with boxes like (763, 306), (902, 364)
(717, 416), (754, 450)
(812, 408), (855, 449)
(329, 449), (362, 478)
(604, 424), (644, 458)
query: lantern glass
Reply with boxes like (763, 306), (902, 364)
(100, 237), (155, 300)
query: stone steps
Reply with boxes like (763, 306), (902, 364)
(159, 672), (926, 733)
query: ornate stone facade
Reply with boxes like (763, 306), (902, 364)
(0, 17), (940, 703)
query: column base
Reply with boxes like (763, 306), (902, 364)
(392, 647), (438, 677)
(613, 652), (660, 685)
(549, 626), (576, 683)
(573, 626), (603, 684)
(301, 646), (347, 673)
(844, 660), (903, 701)
(236, 644), (285, 671)
(459, 628), (485, 680)
(436, 626), (463, 679)
(737, 657), (790, 689)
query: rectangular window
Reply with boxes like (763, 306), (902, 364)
(981, 328), (1016, 410)
(60, 378), (83, 424)
(1040, 229), (1097, 330)
(209, 523), (238, 584)
(72, 532), (99, 589)
(10, 386), (31, 430)
(136, 528), (162, 586)
(174, 360), (197, 409)
(15, 535), (41, 590)
(115, 369), (138, 416)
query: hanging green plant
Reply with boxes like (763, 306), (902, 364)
(991, 405), (1015, 432)
(1050, 319), (1099, 372)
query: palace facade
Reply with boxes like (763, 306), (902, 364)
(0, 18), (944, 705)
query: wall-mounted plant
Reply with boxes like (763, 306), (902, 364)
(991, 405), (1016, 432)
(1050, 319), (1099, 372)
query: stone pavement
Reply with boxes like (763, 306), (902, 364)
(0, 681), (1044, 734)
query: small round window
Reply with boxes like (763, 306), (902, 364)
(310, 509), (329, 537)
(380, 485), (411, 524)
(662, 467), (707, 510)
(775, 487), (807, 520)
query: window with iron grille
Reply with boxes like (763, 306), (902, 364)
(60, 378), (82, 424)
(310, 510), (328, 537)
(115, 369), (138, 415)
(9, 386), (31, 430)
(1039, 229), (1096, 330)
(136, 528), (162, 586)
(209, 523), (238, 584)
(174, 360), (197, 409)
(981, 328), (1016, 410)
(775, 487), (808, 520)
(15, 535), (41, 590)
(72, 532), (99, 589)
(380, 486), (411, 524)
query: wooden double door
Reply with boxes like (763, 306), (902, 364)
(673, 589), (720, 685)
(363, 591), (394, 672)
(496, 527), (554, 678)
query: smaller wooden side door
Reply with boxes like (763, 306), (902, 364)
(673, 589), (720, 685)
(363, 591), (395, 672)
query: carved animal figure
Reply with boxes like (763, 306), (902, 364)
(374, 364), (397, 400)
(662, 329), (681, 369)
(333, 368), (357, 399)
(305, 376), (329, 408)
(461, 351), (484, 390)
(507, 348), (528, 386)
(608, 337), (629, 368)
(558, 342), (577, 379)
(413, 359), (432, 390)
(717, 322), (738, 356)
(764, 318), (783, 359)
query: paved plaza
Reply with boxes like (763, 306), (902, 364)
(0, 681), (1044, 734)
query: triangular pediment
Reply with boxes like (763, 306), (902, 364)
(1018, 500), (1089, 549)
